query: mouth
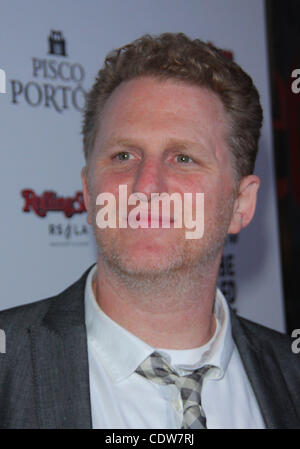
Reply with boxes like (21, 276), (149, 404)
(129, 211), (175, 228)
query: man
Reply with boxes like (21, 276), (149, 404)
(0, 33), (299, 429)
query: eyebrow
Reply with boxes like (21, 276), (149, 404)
(101, 136), (203, 153)
(101, 137), (141, 152)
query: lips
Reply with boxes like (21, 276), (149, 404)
(137, 213), (174, 228)
(133, 211), (175, 227)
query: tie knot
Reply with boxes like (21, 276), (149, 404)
(136, 351), (177, 385)
(135, 351), (215, 429)
(136, 351), (214, 387)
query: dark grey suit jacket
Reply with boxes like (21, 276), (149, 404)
(0, 265), (300, 429)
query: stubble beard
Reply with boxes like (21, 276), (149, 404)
(90, 191), (235, 295)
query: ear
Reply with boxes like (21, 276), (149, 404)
(228, 175), (260, 234)
(81, 166), (92, 225)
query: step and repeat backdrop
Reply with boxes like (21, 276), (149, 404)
(0, 0), (285, 331)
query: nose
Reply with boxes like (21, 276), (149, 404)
(131, 157), (168, 200)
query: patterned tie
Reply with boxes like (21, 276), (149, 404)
(136, 351), (214, 429)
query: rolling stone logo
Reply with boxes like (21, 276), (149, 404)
(21, 189), (86, 218)
(21, 189), (89, 245)
(9, 30), (87, 113)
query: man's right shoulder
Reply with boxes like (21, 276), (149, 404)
(0, 264), (94, 337)
(0, 265), (94, 429)
(0, 294), (56, 334)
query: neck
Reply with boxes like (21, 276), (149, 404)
(93, 256), (221, 349)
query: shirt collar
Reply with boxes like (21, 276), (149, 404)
(84, 264), (234, 383)
(85, 265), (153, 383)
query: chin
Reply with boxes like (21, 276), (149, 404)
(116, 245), (183, 275)
(96, 231), (185, 277)
(94, 224), (225, 279)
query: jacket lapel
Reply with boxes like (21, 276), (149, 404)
(29, 268), (93, 429)
(230, 310), (299, 429)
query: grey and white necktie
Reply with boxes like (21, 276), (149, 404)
(136, 351), (214, 429)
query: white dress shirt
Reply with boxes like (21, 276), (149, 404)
(85, 265), (265, 429)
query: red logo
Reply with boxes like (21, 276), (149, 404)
(21, 189), (86, 218)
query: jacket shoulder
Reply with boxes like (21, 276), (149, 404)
(0, 265), (93, 339)
(233, 312), (291, 343)
(0, 266), (92, 428)
(231, 311), (300, 370)
(0, 295), (56, 342)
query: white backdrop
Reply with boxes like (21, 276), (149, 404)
(0, 0), (285, 332)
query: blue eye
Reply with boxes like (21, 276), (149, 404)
(176, 154), (193, 163)
(115, 152), (132, 161)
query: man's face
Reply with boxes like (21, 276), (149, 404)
(83, 77), (238, 279)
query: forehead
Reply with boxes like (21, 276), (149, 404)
(93, 76), (230, 161)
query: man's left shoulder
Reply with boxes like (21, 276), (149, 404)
(231, 310), (300, 368)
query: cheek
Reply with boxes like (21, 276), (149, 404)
(176, 175), (232, 223)
(90, 172), (122, 197)
(171, 176), (214, 202)
(169, 174), (205, 195)
(167, 177), (206, 223)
